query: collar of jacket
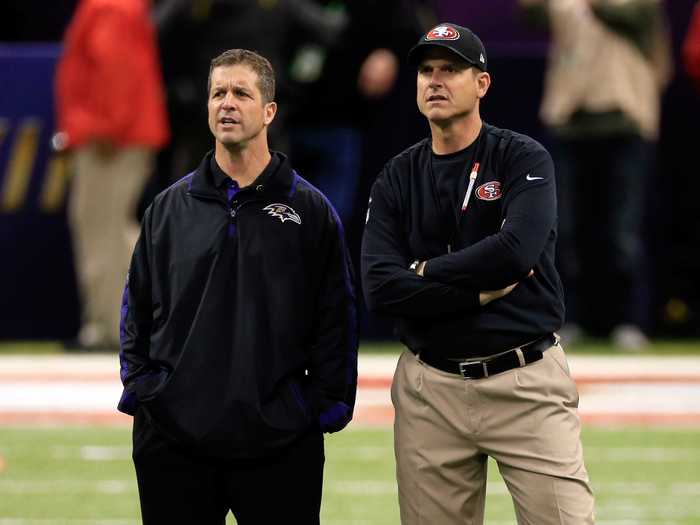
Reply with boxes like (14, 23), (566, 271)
(187, 150), (297, 202)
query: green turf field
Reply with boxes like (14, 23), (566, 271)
(1, 425), (699, 524)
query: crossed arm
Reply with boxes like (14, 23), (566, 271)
(411, 259), (523, 305)
(361, 150), (555, 317)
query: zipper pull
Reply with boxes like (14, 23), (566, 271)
(229, 199), (239, 219)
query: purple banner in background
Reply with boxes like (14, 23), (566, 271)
(435, 0), (548, 56)
(0, 44), (80, 339)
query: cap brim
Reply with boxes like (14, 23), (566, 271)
(407, 42), (486, 71)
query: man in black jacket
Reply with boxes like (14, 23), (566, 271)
(118, 49), (358, 525)
(362, 24), (594, 524)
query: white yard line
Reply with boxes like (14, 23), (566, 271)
(585, 447), (700, 462)
(0, 521), (139, 525)
(50, 446), (131, 461)
(0, 480), (134, 494)
(326, 479), (700, 497)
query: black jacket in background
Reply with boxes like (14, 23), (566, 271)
(289, 0), (430, 127)
(362, 124), (564, 358)
(118, 151), (358, 459)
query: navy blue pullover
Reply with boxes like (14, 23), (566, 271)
(118, 151), (358, 458)
(361, 124), (564, 358)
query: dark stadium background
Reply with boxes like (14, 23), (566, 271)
(1, 0), (698, 341)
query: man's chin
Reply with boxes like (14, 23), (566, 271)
(421, 106), (450, 120)
(221, 140), (246, 152)
(216, 127), (264, 150)
(218, 134), (244, 148)
(427, 113), (454, 127)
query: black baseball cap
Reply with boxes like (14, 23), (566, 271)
(408, 23), (487, 72)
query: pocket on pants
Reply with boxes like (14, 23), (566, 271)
(547, 344), (572, 376)
(391, 350), (423, 408)
(545, 345), (580, 406)
(513, 350), (584, 462)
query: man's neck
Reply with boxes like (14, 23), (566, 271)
(430, 112), (483, 155)
(214, 140), (271, 188)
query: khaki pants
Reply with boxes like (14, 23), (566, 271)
(68, 145), (152, 347)
(392, 344), (595, 524)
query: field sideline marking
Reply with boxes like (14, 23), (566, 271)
(4, 478), (699, 497)
(0, 480), (134, 494)
(585, 447), (700, 462)
(2, 355), (700, 427)
(30, 443), (700, 464)
(50, 446), (131, 461)
(42, 443), (700, 464)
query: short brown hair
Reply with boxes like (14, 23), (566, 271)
(207, 49), (275, 103)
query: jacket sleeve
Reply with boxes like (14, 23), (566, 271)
(361, 170), (480, 318)
(117, 207), (159, 415)
(308, 205), (359, 434)
(424, 146), (556, 290)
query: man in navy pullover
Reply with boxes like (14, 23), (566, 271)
(118, 49), (358, 525)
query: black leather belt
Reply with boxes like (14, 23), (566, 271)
(418, 334), (558, 379)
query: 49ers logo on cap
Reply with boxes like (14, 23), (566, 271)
(475, 181), (502, 201)
(426, 25), (460, 41)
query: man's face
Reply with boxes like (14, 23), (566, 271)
(416, 48), (489, 125)
(207, 64), (276, 149)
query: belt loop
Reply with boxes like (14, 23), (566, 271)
(482, 362), (489, 378)
(515, 348), (526, 367)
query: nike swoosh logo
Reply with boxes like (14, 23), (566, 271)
(526, 174), (544, 181)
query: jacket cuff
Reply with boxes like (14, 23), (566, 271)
(318, 400), (352, 433)
(117, 389), (137, 416)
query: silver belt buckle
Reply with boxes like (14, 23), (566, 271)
(458, 360), (489, 379)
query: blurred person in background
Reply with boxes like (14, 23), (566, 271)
(153, 0), (293, 180)
(519, 0), (672, 350)
(152, 0), (349, 182)
(55, 0), (170, 351)
(684, 0), (700, 92)
(287, 0), (433, 229)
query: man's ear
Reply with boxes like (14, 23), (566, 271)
(476, 72), (491, 99)
(264, 101), (277, 126)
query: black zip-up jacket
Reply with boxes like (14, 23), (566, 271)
(362, 124), (564, 357)
(118, 151), (358, 459)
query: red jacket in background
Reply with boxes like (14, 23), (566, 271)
(55, 0), (170, 149)
(684, 1), (700, 93)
